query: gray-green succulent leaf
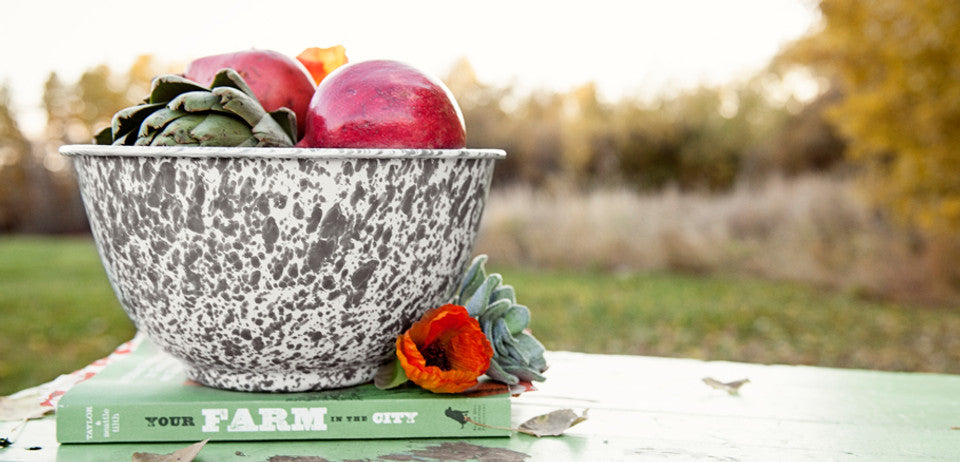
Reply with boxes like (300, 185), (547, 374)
(464, 273), (503, 317)
(456, 254), (488, 303)
(95, 69), (295, 147)
(503, 304), (530, 334)
(454, 254), (548, 384)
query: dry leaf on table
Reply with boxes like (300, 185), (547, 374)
(462, 408), (588, 437)
(517, 409), (589, 437)
(702, 377), (750, 395)
(132, 439), (209, 462)
(0, 393), (50, 421)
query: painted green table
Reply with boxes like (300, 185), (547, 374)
(2, 351), (958, 461)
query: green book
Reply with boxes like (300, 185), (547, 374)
(56, 338), (511, 443)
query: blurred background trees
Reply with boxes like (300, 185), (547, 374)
(0, 55), (172, 234)
(449, 57), (840, 192)
(783, 0), (960, 235)
(0, 54), (847, 233)
(0, 84), (32, 232)
(785, 0), (960, 232)
(2, 0), (960, 302)
(781, 0), (960, 291)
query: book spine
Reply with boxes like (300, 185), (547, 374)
(56, 396), (510, 443)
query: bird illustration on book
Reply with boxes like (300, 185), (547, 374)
(444, 407), (469, 428)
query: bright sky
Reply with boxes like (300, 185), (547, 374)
(1, 0), (817, 135)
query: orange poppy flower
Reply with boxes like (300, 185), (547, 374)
(396, 304), (493, 393)
(296, 45), (349, 85)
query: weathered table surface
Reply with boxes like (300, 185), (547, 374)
(2, 351), (958, 461)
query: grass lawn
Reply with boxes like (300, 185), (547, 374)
(498, 267), (960, 374)
(0, 236), (135, 397)
(1, 236), (958, 396)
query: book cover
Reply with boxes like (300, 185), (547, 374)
(56, 337), (511, 443)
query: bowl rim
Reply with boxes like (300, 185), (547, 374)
(59, 144), (506, 160)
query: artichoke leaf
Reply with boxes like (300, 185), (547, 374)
(94, 126), (113, 145)
(111, 103), (164, 143)
(139, 108), (189, 139)
(168, 91), (226, 114)
(214, 87), (269, 127)
(167, 114), (202, 144)
(134, 131), (157, 146)
(191, 115), (256, 147)
(135, 120), (165, 146)
(269, 108), (298, 143)
(113, 130), (139, 146)
(209, 69), (257, 98)
(151, 114), (205, 146)
(149, 134), (190, 146)
(106, 69), (287, 148)
(149, 75), (208, 104)
(250, 113), (295, 147)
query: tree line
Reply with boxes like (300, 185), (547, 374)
(449, 58), (845, 191)
(0, 54), (847, 234)
(0, 56), (172, 233)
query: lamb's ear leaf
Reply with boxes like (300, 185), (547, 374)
(457, 254), (488, 305)
(465, 274), (502, 317)
(374, 358), (409, 390)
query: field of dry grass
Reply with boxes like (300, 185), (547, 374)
(475, 175), (960, 305)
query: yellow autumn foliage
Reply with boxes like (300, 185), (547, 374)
(783, 0), (960, 234)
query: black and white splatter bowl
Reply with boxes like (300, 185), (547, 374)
(60, 145), (504, 392)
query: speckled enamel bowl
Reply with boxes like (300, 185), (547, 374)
(60, 145), (503, 392)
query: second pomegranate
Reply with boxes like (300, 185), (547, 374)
(298, 60), (466, 149)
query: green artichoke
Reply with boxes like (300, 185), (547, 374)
(95, 69), (296, 147)
(454, 255), (548, 384)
